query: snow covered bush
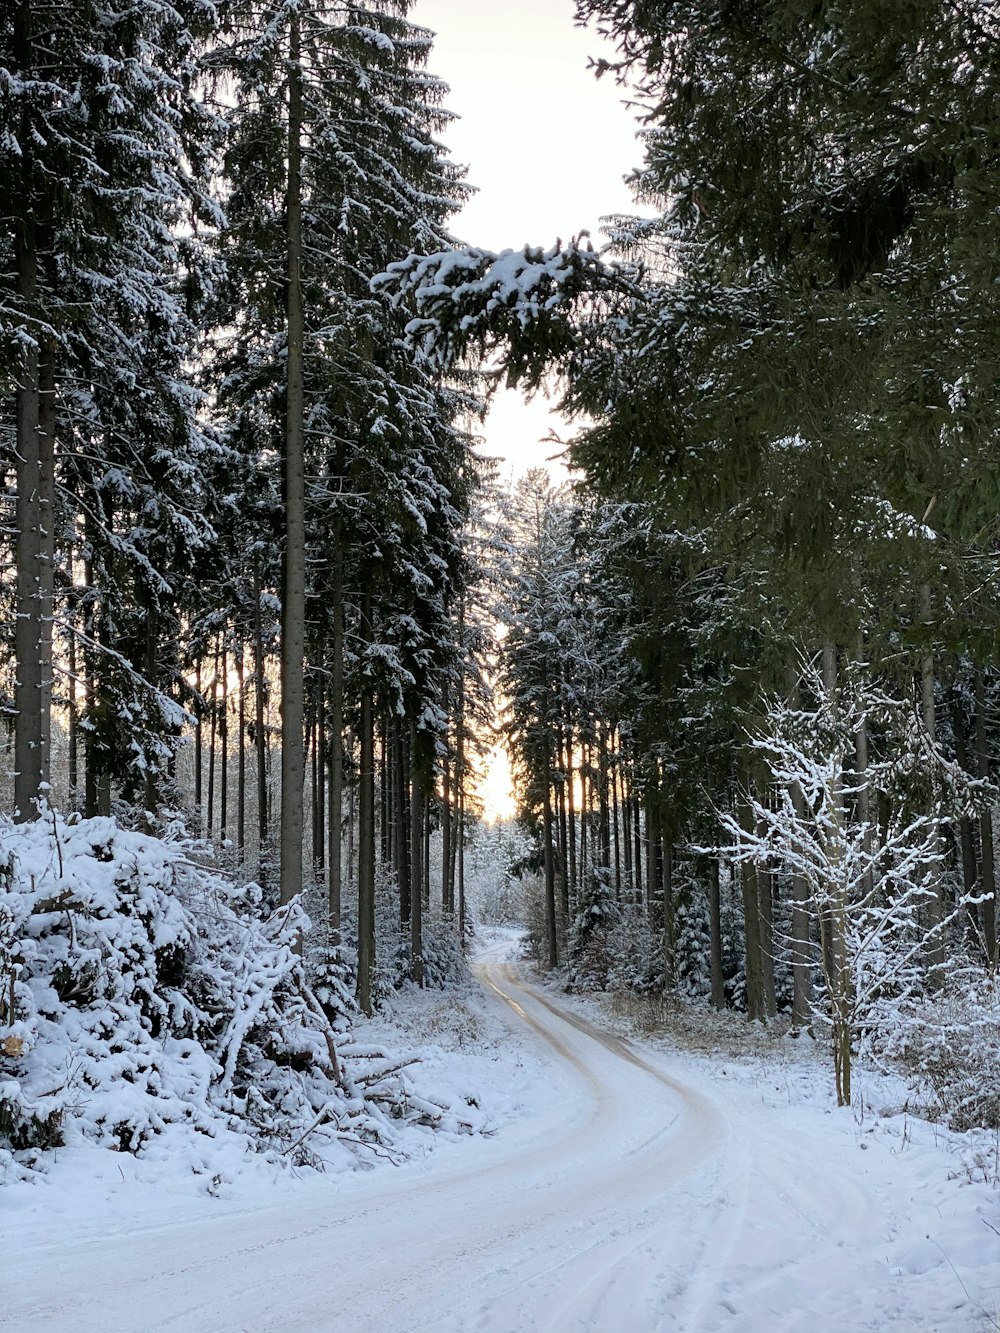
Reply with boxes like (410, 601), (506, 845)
(0, 814), (479, 1183)
(878, 963), (1000, 1131)
(567, 871), (663, 993)
(716, 665), (990, 1107)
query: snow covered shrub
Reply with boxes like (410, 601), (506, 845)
(566, 869), (620, 990)
(566, 871), (663, 993)
(520, 872), (550, 962)
(715, 663), (990, 1105)
(0, 814), (473, 1181)
(878, 963), (1000, 1131)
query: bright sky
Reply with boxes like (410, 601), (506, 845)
(413, 1), (642, 821)
(415, 0), (642, 484)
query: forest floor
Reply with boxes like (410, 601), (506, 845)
(3, 928), (998, 1332)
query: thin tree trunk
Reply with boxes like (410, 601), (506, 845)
(410, 727), (424, 985)
(219, 642), (228, 841)
(253, 557), (269, 884)
(975, 667), (997, 965)
(441, 698), (452, 914)
(235, 646), (246, 859)
(327, 544), (344, 945)
(611, 737), (622, 896)
(279, 8), (306, 906)
(708, 857), (726, 1009)
(394, 720), (410, 926)
(566, 726), (577, 908)
(194, 656), (203, 836)
(661, 825), (674, 987)
(313, 675), (326, 874)
(543, 774), (558, 967)
(207, 645), (218, 836)
(789, 778), (813, 1031)
(67, 590), (79, 810)
(739, 792), (767, 1022)
(919, 587), (945, 976)
(357, 630), (376, 1015)
(13, 105), (51, 819)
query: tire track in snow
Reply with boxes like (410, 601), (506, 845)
(2, 961), (725, 1333)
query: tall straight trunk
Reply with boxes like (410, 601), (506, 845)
(975, 667), (997, 965)
(919, 587), (945, 976)
(661, 826), (674, 987)
(854, 704), (874, 899)
(83, 540), (99, 819)
(621, 770), (633, 898)
(313, 678), (326, 874)
(708, 857), (726, 1009)
(237, 647), (246, 860)
(327, 543), (344, 944)
(253, 557), (269, 882)
(952, 699), (979, 942)
(410, 728), (424, 985)
(394, 720), (410, 926)
(647, 790), (662, 930)
(13, 117), (52, 819)
(456, 640), (467, 938)
(756, 797), (777, 1018)
(565, 727), (577, 908)
(219, 644), (228, 840)
(422, 798), (431, 909)
(739, 860), (766, 1020)
(141, 608), (160, 826)
(633, 796), (643, 905)
(207, 646), (218, 835)
(556, 742), (569, 917)
(578, 742), (588, 892)
(194, 656), (203, 835)
(379, 722), (390, 870)
(789, 778), (813, 1030)
(597, 726), (611, 871)
(357, 634), (376, 1016)
(611, 738), (622, 896)
(441, 700), (452, 914)
(279, 9), (306, 907)
(542, 777), (558, 968)
(67, 591), (79, 810)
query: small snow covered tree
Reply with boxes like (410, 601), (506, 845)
(717, 662), (989, 1106)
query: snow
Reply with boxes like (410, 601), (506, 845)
(2, 928), (997, 1331)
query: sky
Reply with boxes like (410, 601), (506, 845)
(411, 1), (644, 821)
(414, 0), (643, 484)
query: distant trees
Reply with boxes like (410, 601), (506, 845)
(371, 0), (1000, 1112)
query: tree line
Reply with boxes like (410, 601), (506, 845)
(1, 0), (495, 1014)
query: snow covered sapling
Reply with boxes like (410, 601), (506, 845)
(715, 665), (989, 1107)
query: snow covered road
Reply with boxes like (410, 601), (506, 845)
(3, 954), (996, 1331)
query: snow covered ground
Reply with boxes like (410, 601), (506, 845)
(3, 928), (997, 1332)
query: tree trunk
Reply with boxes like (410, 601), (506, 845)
(542, 777), (558, 968)
(357, 644), (376, 1016)
(237, 646), (246, 860)
(13, 89), (52, 819)
(708, 857), (726, 1010)
(253, 556), (270, 885)
(789, 778), (813, 1031)
(410, 728), (424, 985)
(975, 667), (997, 965)
(327, 543), (344, 945)
(739, 797), (767, 1023)
(919, 587), (945, 977)
(279, 8), (306, 907)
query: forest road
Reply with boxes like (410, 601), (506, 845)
(4, 954), (952, 1333)
(2, 956), (734, 1333)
